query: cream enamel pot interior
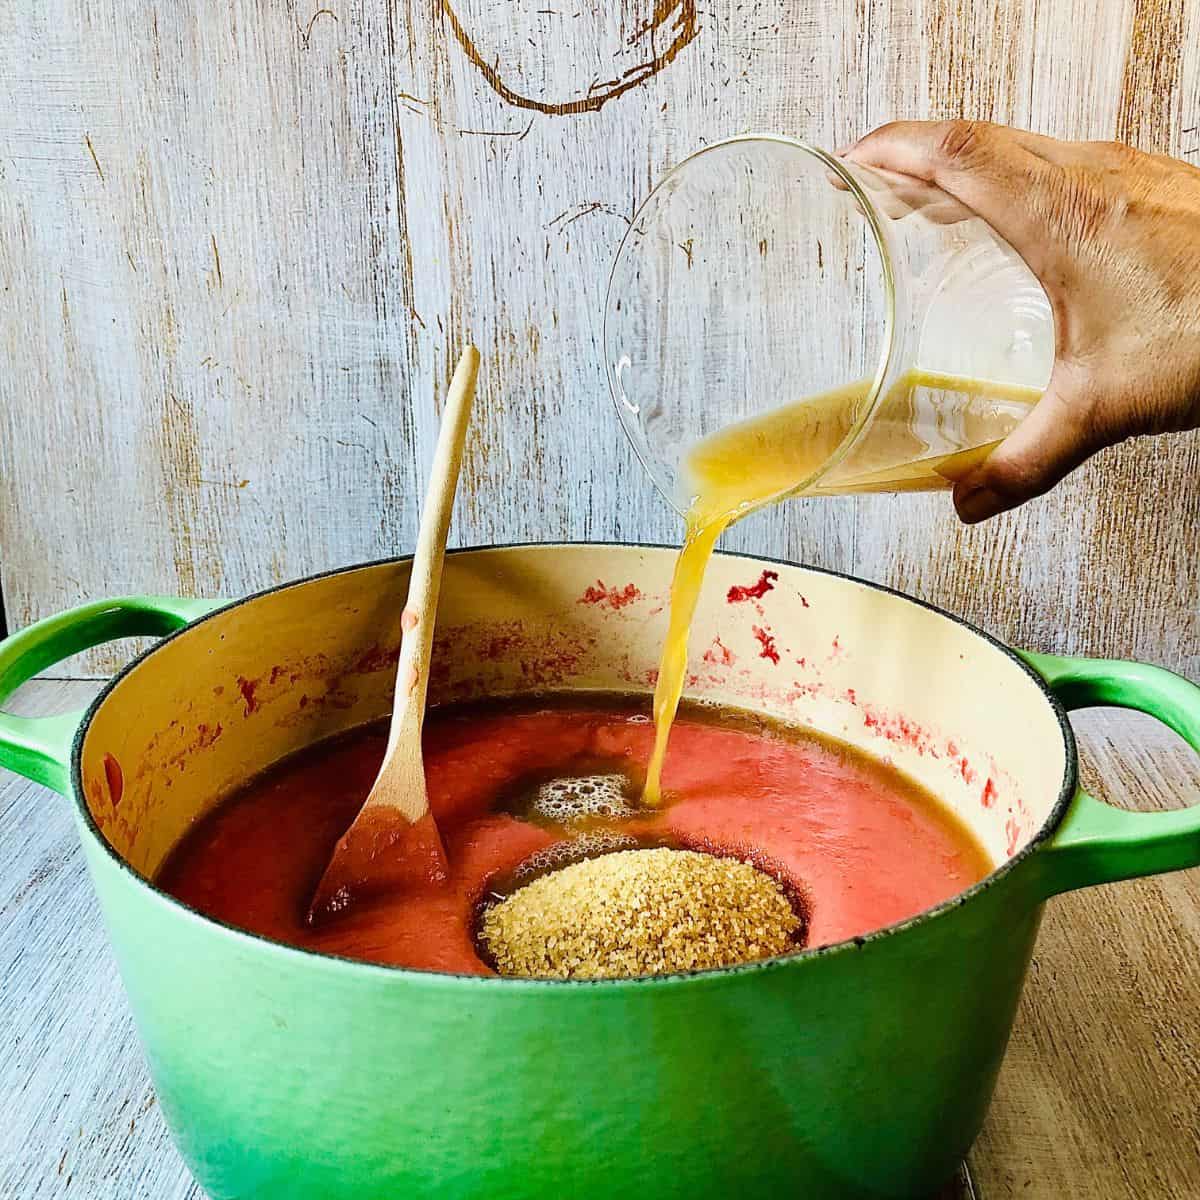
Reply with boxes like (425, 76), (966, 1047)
(1, 544), (1198, 1200)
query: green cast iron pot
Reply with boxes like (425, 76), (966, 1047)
(2, 544), (1198, 1200)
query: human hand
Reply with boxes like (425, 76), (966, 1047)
(842, 121), (1200, 523)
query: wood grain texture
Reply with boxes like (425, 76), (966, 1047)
(0, 681), (202, 1200)
(3, 681), (1196, 1197)
(0, 1), (1196, 680)
(969, 705), (1200, 1198)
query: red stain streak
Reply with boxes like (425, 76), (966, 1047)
(786, 690), (995, 803)
(752, 625), (780, 664)
(237, 676), (260, 716)
(428, 622), (598, 693)
(477, 630), (523, 661)
(702, 637), (735, 667)
(860, 706), (939, 757)
(799, 594), (810, 609)
(727, 570), (778, 603)
(1005, 816), (1020, 857)
(530, 649), (588, 685)
(354, 643), (401, 674)
(195, 722), (223, 750)
(578, 580), (642, 611)
(102, 754), (123, 808)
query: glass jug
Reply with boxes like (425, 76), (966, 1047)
(604, 134), (1055, 523)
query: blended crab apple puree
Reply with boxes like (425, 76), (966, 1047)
(157, 697), (991, 974)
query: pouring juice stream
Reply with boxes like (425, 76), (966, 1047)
(641, 369), (1044, 804)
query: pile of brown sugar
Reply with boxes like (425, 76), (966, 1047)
(478, 847), (801, 980)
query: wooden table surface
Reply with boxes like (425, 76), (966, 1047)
(3, 679), (1198, 1199)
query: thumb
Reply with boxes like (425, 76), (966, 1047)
(953, 368), (1101, 523)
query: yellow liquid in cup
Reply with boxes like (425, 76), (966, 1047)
(641, 369), (1044, 804)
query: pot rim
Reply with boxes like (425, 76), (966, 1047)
(70, 540), (1078, 990)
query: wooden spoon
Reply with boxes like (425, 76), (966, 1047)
(308, 346), (481, 923)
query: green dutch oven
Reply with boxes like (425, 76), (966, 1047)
(2, 544), (1198, 1200)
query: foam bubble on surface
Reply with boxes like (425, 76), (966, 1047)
(516, 831), (641, 881)
(526, 774), (635, 825)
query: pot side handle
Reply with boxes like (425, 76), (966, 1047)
(0, 596), (225, 795)
(1022, 650), (1200, 895)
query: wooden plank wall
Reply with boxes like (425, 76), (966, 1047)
(0, 0), (1196, 679)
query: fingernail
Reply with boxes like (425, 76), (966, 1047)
(955, 485), (1006, 525)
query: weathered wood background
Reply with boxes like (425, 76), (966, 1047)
(0, 0), (1197, 678)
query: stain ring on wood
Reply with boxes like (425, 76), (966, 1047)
(440, 0), (699, 116)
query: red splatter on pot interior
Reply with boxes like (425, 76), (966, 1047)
(752, 625), (781, 664)
(727, 570), (778, 603)
(578, 581), (642, 611)
(237, 676), (260, 716)
(103, 753), (124, 808)
(702, 637), (736, 667)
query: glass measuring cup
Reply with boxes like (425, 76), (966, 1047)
(604, 134), (1055, 521)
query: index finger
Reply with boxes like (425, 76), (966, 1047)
(841, 120), (1056, 251)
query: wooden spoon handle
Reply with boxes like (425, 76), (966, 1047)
(389, 345), (480, 754)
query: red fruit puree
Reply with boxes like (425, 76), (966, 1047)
(157, 697), (992, 975)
